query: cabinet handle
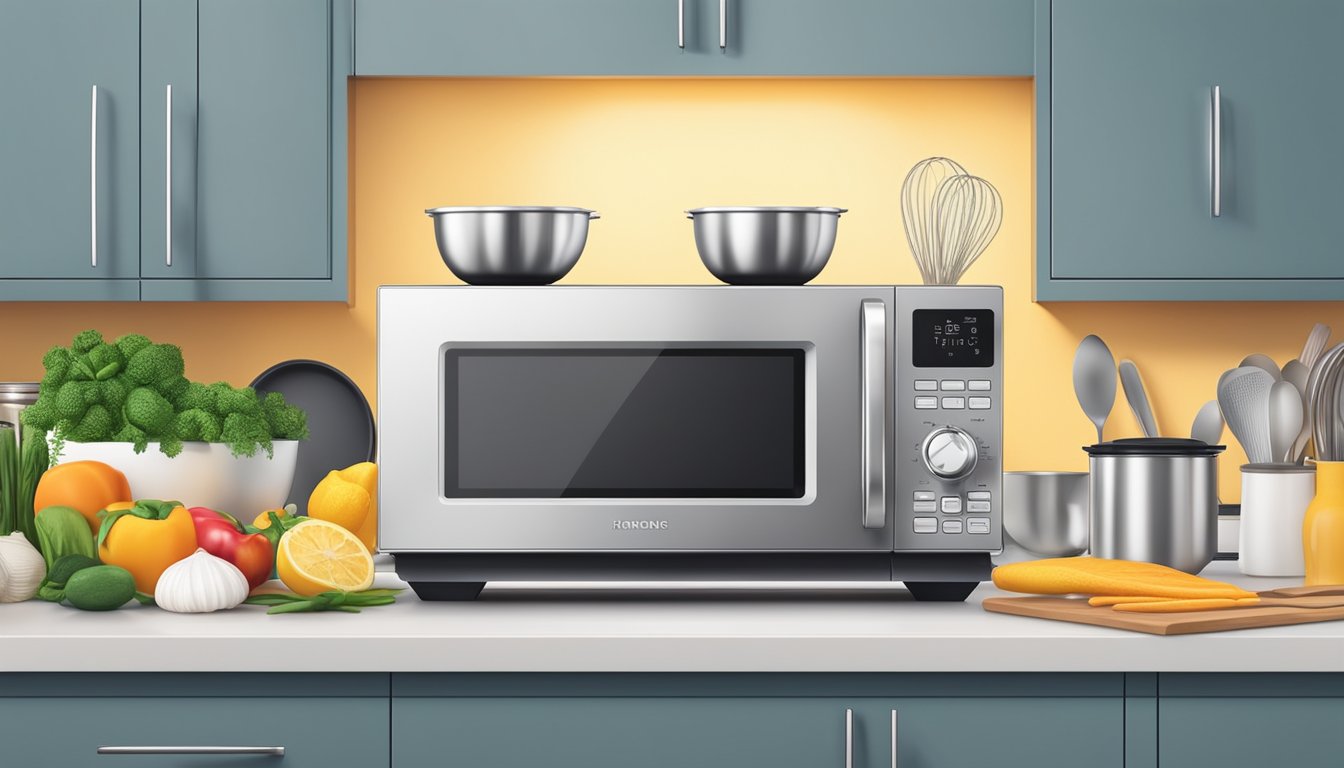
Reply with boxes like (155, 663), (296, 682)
(861, 299), (887, 529)
(90, 85), (98, 268)
(844, 708), (853, 768)
(98, 746), (284, 756)
(719, 0), (727, 50)
(677, 0), (684, 48)
(890, 709), (899, 768)
(165, 84), (173, 267)
(1210, 85), (1221, 218)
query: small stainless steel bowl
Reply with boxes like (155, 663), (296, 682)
(686, 207), (846, 285)
(425, 206), (599, 286)
(1003, 471), (1090, 558)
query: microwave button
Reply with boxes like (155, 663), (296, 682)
(940, 380), (966, 391)
(968, 491), (992, 501)
(913, 517), (939, 534)
(967, 518), (991, 534)
(913, 501), (938, 513)
(913, 490), (936, 501)
(941, 397), (966, 410)
(915, 396), (938, 410)
(968, 397), (992, 410)
(940, 496), (963, 514)
(942, 519), (964, 534)
(969, 380), (992, 391)
(967, 500), (992, 513)
(915, 379), (938, 391)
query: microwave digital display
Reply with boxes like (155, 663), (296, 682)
(442, 348), (805, 498)
(911, 309), (995, 368)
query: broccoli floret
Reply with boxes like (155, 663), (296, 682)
(173, 408), (222, 442)
(112, 422), (149, 453)
(113, 333), (153, 360)
(211, 383), (261, 417)
(123, 387), (174, 435)
(159, 436), (183, 458)
(85, 342), (125, 380)
(54, 381), (100, 420)
(157, 375), (190, 402)
(221, 413), (273, 458)
(173, 381), (216, 413)
(20, 394), (58, 432)
(126, 343), (185, 386)
(260, 391), (309, 440)
(70, 330), (104, 354)
(40, 347), (74, 387)
(65, 404), (115, 443)
(99, 376), (130, 411)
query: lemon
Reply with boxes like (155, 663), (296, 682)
(276, 519), (374, 596)
(308, 462), (378, 552)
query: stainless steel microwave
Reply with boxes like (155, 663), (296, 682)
(377, 285), (1003, 601)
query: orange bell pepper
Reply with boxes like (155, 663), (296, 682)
(34, 461), (132, 535)
(97, 500), (197, 594)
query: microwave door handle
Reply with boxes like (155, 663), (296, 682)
(861, 299), (887, 529)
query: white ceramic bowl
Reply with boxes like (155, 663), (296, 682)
(55, 440), (299, 519)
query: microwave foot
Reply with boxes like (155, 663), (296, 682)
(904, 581), (979, 602)
(410, 581), (486, 601)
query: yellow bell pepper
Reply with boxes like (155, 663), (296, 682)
(97, 500), (197, 594)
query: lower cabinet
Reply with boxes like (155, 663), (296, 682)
(391, 675), (1124, 768)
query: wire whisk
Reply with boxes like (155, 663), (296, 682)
(900, 157), (1003, 285)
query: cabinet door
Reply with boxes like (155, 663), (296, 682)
(1050, 0), (1344, 288)
(1160, 698), (1344, 768)
(0, 0), (140, 296)
(142, 0), (332, 282)
(395, 696), (1121, 768)
(355, 0), (1033, 76)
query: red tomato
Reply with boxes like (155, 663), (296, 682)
(191, 515), (274, 590)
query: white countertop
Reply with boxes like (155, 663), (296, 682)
(0, 562), (1339, 674)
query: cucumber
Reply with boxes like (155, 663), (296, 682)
(64, 565), (136, 611)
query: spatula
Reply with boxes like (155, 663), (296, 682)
(1119, 359), (1160, 437)
(1218, 366), (1276, 464)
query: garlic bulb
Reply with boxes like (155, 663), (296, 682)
(154, 548), (249, 613)
(0, 532), (47, 602)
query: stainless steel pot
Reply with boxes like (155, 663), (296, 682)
(686, 207), (846, 285)
(1085, 438), (1225, 574)
(425, 206), (599, 286)
(0, 383), (38, 444)
(1003, 471), (1090, 557)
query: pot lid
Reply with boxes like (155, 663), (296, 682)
(1084, 437), (1226, 457)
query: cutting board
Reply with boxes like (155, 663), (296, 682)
(983, 592), (1344, 636)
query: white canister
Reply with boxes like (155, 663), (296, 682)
(1239, 463), (1316, 577)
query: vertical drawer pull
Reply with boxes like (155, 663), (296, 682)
(1210, 85), (1222, 218)
(98, 746), (285, 756)
(165, 84), (173, 267)
(890, 709), (899, 768)
(90, 85), (98, 268)
(677, 0), (684, 48)
(719, 0), (727, 50)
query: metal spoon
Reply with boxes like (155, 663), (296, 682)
(1268, 380), (1303, 464)
(1073, 335), (1117, 445)
(1281, 359), (1312, 462)
(1190, 400), (1225, 446)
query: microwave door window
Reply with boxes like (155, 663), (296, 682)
(443, 349), (805, 498)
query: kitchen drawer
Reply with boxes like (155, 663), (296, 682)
(394, 696), (1121, 768)
(1159, 698), (1344, 768)
(0, 697), (390, 768)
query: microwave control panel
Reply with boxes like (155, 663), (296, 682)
(892, 286), (1003, 553)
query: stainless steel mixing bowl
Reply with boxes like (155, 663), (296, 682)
(686, 207), (846, 285)
(425, 206), (600, 286)
(1003, 471), (1091, 557)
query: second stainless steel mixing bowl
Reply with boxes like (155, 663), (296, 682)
(687, 207), (846, 285)
(426, 206), (599, 285)
(1003, 471), (1090, 557)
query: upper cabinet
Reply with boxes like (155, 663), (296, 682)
(354, 0), (1035, 77)
(1040, 0), (1344, 300)
(0, 0), (350, 302)
(0, 0), (140, 300)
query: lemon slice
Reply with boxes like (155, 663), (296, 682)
(277, 519), (375, 596)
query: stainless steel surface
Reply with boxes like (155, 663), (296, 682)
(686, 207), (845, 285)
(1281, 359), (1311, 462)
(1239, 353), (1281, 381)
(844, 708), (853, 768)
(1308, 342), (1344, 461)
(377, 285), (1003, 555)
(1119, 359), (1160, 437)
(719, 0), (726, 50)
(425, 206), (599, 286)
(1073, 335), (1117, 444)
(677, 0), (684, 48)
(90, 85), (97, 269)
(1301, 323), (1331, 369)
(165, 84), (173, 268)
(890, 710), (898, 768)
(97, 746), (285, 756)
(861, 299), (887, 530)
(1269, 380), (1303, 464)
(1089, 450), (1220, 574)
(1211, 85), (1222, 218)
(922, 427), (978, 480)
(1190, 400), (1224, 446)
(1218, 366), (1275, 464)
(0, 383), (39, 443)
(1003, 471), (1089, 557)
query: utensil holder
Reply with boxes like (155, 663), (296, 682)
(1240, 463), (1314, 577)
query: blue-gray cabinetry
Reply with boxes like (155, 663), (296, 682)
(355, 0), (1035, 76)
(1040, 0), (1344, 300)
(0, 0), (349, 302)
(0, 0), (140, 300)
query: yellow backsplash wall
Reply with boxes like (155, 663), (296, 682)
(0, 76), (1339, 500)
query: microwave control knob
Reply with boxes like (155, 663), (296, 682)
(922, 427), (979, 480)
